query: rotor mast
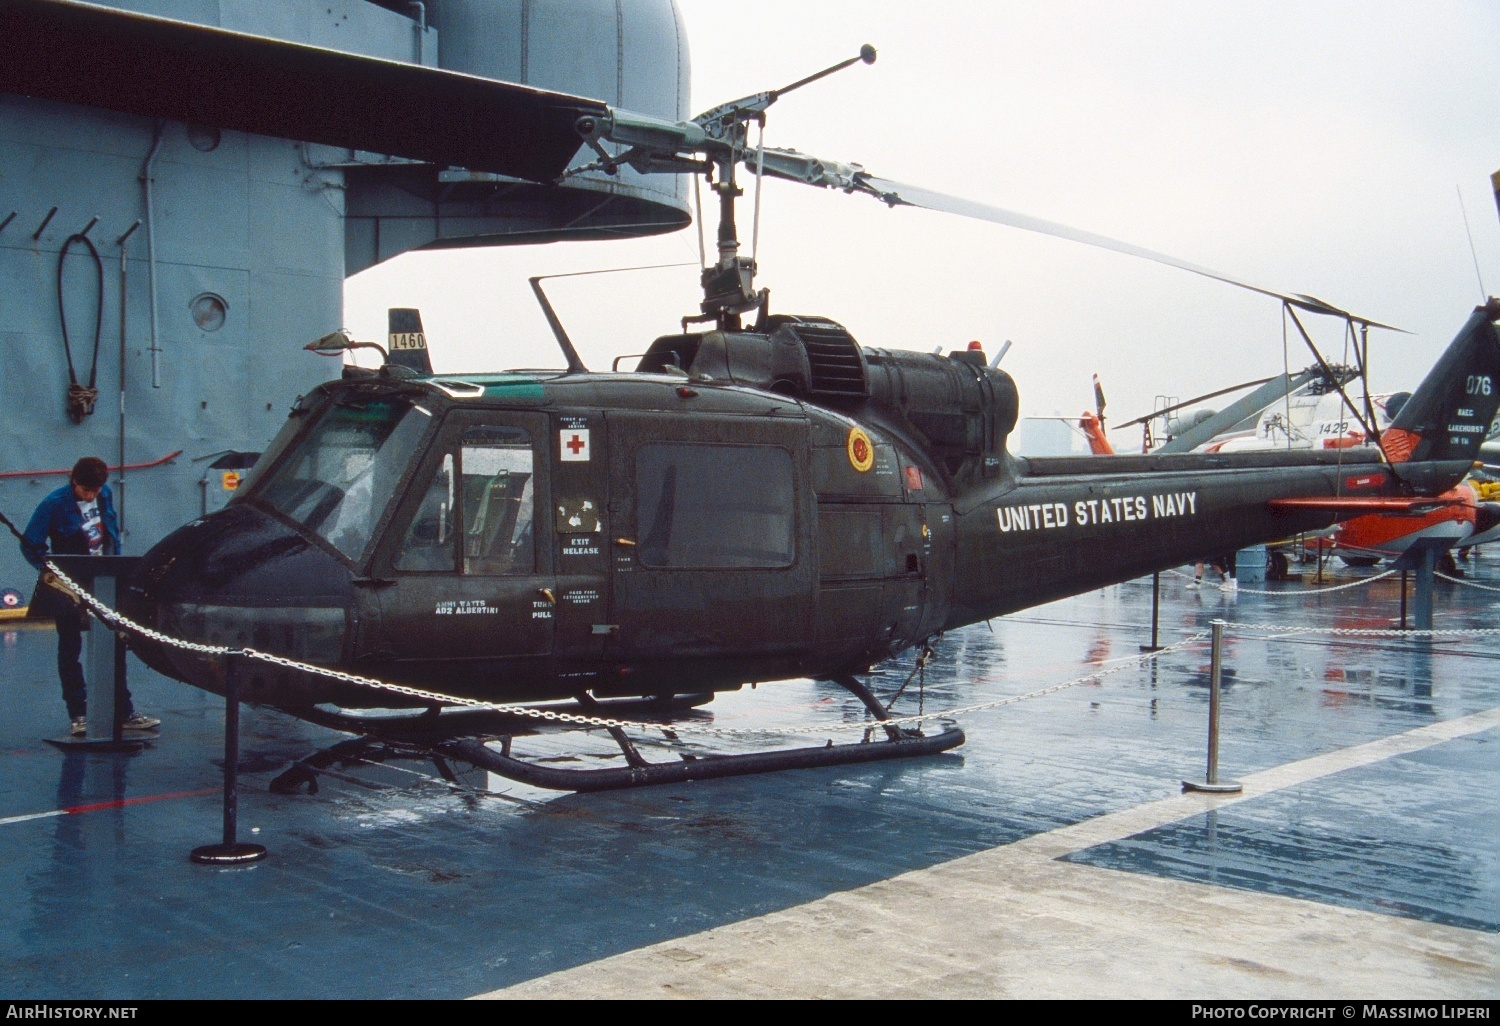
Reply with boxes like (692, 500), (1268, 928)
(571, 45), (877, 332)
(693, 45), (877, 330)
(697, 147), (760, 330)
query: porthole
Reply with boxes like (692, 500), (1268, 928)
(187, 125), (221, 152)
(190, 293), (228, 332)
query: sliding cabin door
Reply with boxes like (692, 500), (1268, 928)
(603, 412), (814, 688)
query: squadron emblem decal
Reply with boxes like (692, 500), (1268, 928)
(847, 426), (874, 473)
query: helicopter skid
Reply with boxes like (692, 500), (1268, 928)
(267, 702), (960, 798)
(437, 724), (966, 793)
(268, 718), (965, 796)
(266, 674), (964, 794)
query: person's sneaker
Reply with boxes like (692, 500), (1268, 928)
(70, 717), (86, 737)
(121, 714), (161, 731)
(1219, 577), (1238, 592)
(1186, 578), (1201, 590)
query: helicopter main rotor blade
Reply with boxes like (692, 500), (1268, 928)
(0, 0), (603, 183)
(1112, 374), (1283, 430)
(1152, 369), (1331, 454)
(744, 143), (1403, 329)
(856, 175), (1404, 331)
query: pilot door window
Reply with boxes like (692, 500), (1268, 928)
(396, 428), (538, 574)
(635, 443), (795, 569)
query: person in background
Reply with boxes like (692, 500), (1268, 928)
(1186, 553), (1237, 592)
(21, 456), (159, 737)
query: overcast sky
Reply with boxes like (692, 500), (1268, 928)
(345, 0), (1500, 444)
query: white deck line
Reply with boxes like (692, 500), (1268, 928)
(481, 707), (1500, 1000)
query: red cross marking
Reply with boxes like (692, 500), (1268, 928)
(566, 434), (586, 455)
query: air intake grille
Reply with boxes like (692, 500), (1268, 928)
(793, 324), (868, 399)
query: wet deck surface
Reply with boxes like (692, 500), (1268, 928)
(1, 559), (1497, 998)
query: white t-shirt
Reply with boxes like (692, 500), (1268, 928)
(77, 499), (104, 556)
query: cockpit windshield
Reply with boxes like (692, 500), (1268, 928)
(252, 396), (431, 561)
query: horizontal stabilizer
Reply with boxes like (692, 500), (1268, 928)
(0, 0), (602, 183)
(1268, 497), (1463, 516)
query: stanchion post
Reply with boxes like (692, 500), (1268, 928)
(1206, 620), (1224, 780)
(1413, 546), (1436, 633)
(1140, 572), (1163, 652)
(1399, 569), (1408, 631)
(41, 557), (147, 753)
(190, 651), (268, 865)
(112, 627), (128, 744)
(1183, 619), (1242, 794)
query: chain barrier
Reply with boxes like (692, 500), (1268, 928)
(1217, 619), (1500, 639)
(1435, 570), (1500, 594)
(1165, 565), (1398, 596)
(1232, 568), (1397, 596)
(43, 560), (1210, 740)
(882, 630), (1210, 724)
(56, 550), (1495, 748)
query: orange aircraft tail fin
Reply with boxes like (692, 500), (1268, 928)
(1078, 410), (1114, 455)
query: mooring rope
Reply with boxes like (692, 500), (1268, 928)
(57, 233), (103, 423)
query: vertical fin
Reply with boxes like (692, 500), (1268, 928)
(1078, 410), (1114, 455)
(386, 308), (433, 376)
(1382, 298), (1500, 463)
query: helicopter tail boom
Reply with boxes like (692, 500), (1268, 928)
(940, 303), (1500, 626)
(947, 448), (1470, 627)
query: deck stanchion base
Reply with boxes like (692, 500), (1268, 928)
(189, 842), (268, 865)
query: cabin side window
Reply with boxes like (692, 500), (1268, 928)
(635, 444), (795, 568)
(461, 426), (536, 575)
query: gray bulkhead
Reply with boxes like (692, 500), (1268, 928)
(0, 0), (689, 595)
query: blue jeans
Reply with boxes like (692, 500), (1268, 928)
(35, 582), (134, 721)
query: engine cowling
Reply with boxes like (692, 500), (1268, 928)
(639, 315), (1019, 493)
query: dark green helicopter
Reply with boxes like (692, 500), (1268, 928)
(121, 287), (1499, 794)
(18, 2), (1494, 789)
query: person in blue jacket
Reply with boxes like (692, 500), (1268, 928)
(21, 456), (159, 737)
